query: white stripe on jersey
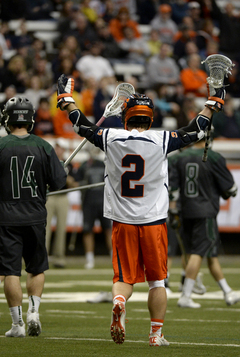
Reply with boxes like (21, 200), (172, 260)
(101, 128), (170, 224)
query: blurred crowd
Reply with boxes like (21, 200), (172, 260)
(1, 0), (240, 138)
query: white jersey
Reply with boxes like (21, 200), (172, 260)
(100, 128), (171, 224)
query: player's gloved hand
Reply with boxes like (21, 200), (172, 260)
(168, 208), (181, 230)
(205, 80), (226, 112)
(57, 74), (75, 110)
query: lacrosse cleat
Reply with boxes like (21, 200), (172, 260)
(149, 333), (169, 346)
(110, 302), (126, 344)
(192, 272), (206, 295)
(27, 310), (42, 336)
(5, 323), (26, 337)
(225, 291), (240, 306)
(177, 295), (201, 308)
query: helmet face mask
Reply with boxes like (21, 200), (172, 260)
(1, 97), (35, 133)
(121, 94), (154, 130)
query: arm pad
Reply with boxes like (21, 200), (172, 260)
(69, 109), (99, 142)
(178, 114), (210, 146)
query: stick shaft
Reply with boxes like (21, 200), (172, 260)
(47, 181), (105, 196)
(64, 115), (105, 168)
(202, 117), (213, 162)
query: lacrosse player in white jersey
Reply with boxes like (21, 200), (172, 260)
(56, 74), (226, 347)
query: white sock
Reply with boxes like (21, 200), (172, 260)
(218, 278), (232, 294)
(86, 251), (94, 263)
(182, 278), (195, 297)
(28, 295), (41, 313)
(10, 306), (24, 325)
(113, 294), (126, 305)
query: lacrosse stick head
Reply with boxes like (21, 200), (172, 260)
(103, 82), (135, 118)
(121, 93), (154, 130)
(201, 54), (234, 88)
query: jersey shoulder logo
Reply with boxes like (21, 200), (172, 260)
(171, 131), (178, 138)
(97, 129), (103, 136)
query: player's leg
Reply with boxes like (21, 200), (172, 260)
(45, 196), (56, 255)
(52, 194), (69, 268)
(0, 226), (25, 337)
(141, 223), (169, 346)
(110, 222), (143, 344)
(4, 275), (26, 337)
(208, 257), (240, 305)
(82, 202), (96, 269)
(24, 224), (49, 336)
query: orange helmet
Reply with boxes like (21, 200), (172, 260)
(121, 94), (154, 130)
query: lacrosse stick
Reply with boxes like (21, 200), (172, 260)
(64, 82), (135, 167)
(201, 54), (234, 162)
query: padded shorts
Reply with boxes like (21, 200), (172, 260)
(0, 224), (49, 276)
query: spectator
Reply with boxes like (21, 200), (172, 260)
(109, 6), (141, 43)
(150, 4), (178, 45)
(180, 53), (208, 97)
(171, 0), (190, 25)
(50, 90), (84, 139)
(25, 0), (54, 20)
(118, 26), (150, 64)
(95, 18), (127, 60)
(102, 0), (115, 23)
(46, 138), (78, 268)
(93, 77), (122, 127)
(144, 89), (164, 128)
(33, 97), (55, 136)
(57, 0), (79, 38)
(74, 144), (112, 269)
(196, 18), (219, 54)
(1, 55), (29, 93)
(76, 41), (115, 84)
(81, 77), (98, 117)
(0, 22), (17, 61)
(175, 93), (202, 128)
(177, 40), (201, 70)
(213, 94), (240, 139)
(147, 42), (180, 90)
(29, 57), (53, 91)
(0, 85), (17, 113)
(68, 13), (98, 54)
(173, 22), (197, 62)
(81, 0), (98, 23)
(187, 1), (205, 31)
(147, 29), (162, 57)
(206, 0), (240, 60)
(24, 75), (49, 109)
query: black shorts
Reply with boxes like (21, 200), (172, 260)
(181, 217), (219, 257)
(82, 201), (112, 232)
(0, 224), (49, 276)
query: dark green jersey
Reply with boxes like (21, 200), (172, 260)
(0, 134), (67, 226)
(169, 147), (235, 218)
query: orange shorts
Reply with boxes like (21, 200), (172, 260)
(112, 221), (168, 285)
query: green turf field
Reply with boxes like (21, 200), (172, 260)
(1, 256), (240, 357)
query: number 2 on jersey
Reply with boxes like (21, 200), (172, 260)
(10, 156), (38, 198)
(121, 154), (145, 197)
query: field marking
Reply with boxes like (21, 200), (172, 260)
(0, 335), (239, 347)
(1, 290), (240, 303)
(18, 268), (240, 276)
(43, 337), (240, 347)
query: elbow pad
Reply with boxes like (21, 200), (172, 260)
(69, 109), (98, 141)
(222, 183), (238, 200)
(178, 115), (210, 145)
